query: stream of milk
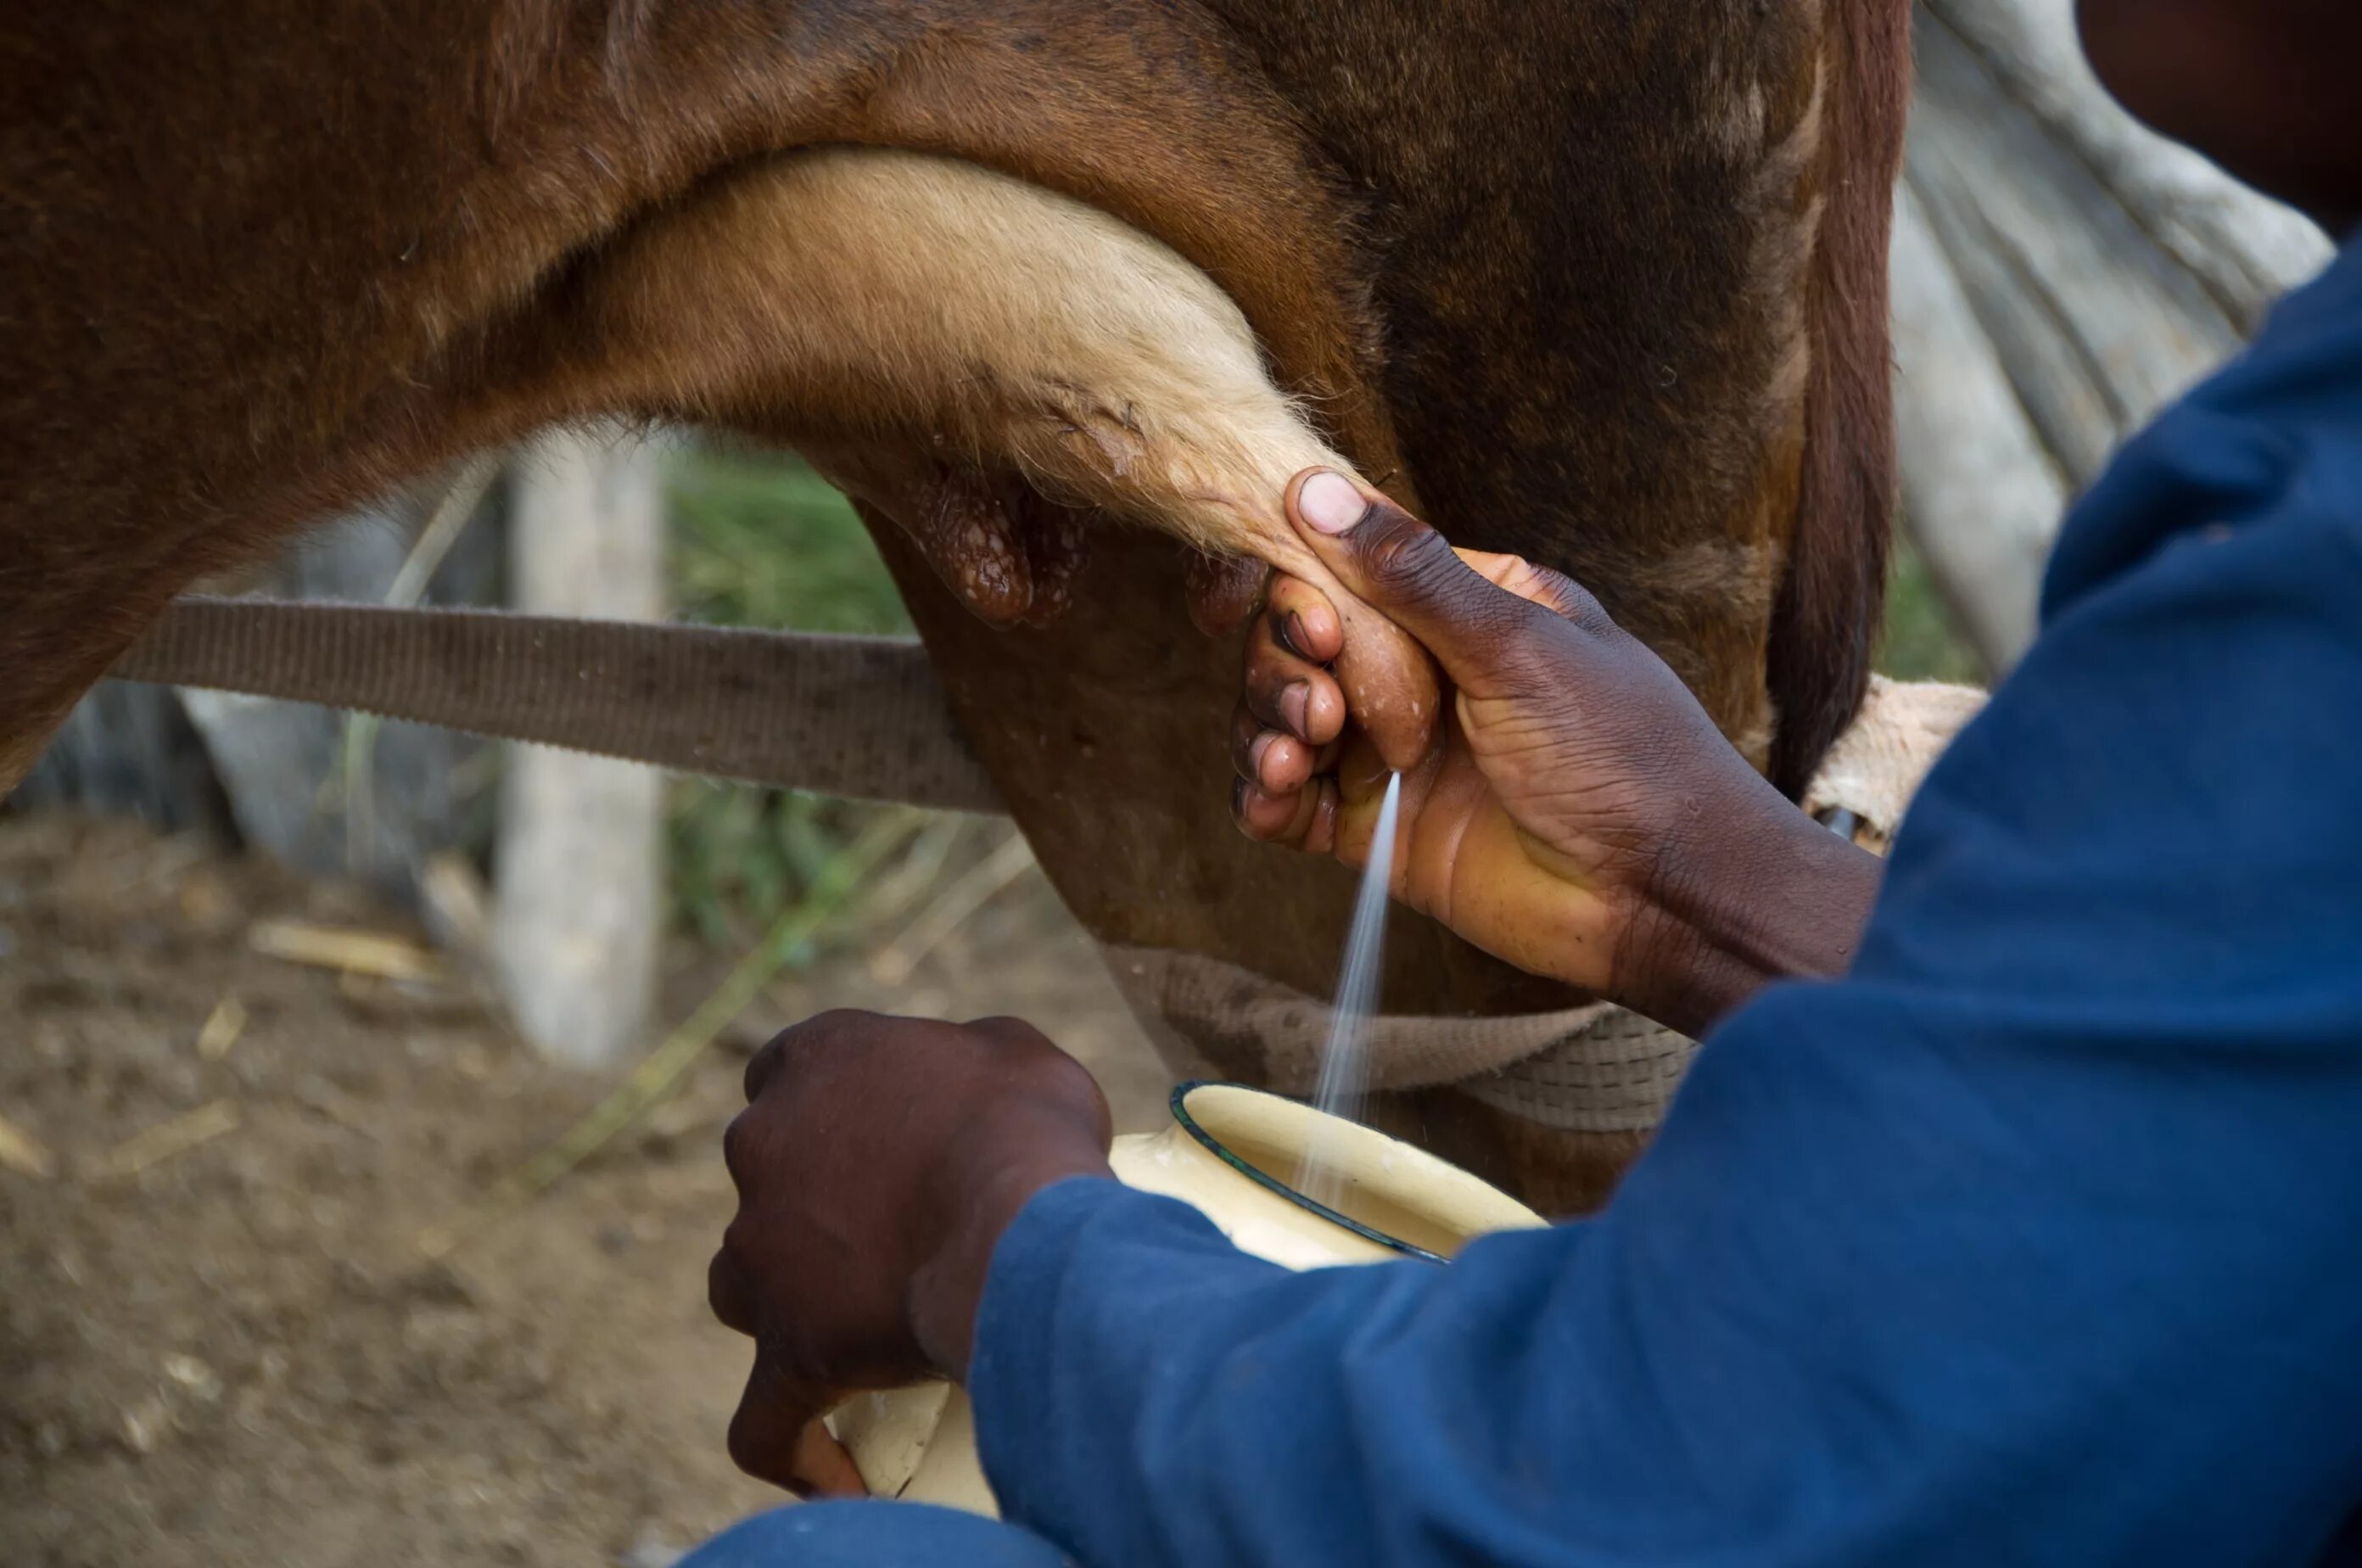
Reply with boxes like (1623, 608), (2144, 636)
(1295, 770), (1403, 1212)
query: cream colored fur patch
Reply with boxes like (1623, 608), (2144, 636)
(580, 147), (1437, 758)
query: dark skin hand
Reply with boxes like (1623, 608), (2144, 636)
(706, 475), (1888, 1497)
(706, 470), (1889, 1504)
(704, 6), (2362, 1503)
(1233, 470), (1886, 1037)
(707, 1010), (1114, 1496)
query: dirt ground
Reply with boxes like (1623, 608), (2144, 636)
(0, 812), (1171, 1567)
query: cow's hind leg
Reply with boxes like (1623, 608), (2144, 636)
(542, 148), (1441, 767)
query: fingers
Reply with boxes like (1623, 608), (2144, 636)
(1455, 547), (1601, 625)
(791, 1418), (870, 1499)
(1233, 775), (1338, 851)
(1230, 571), (1345, 831)
(1242, 616), (1345, 749)
(716, 1231), (875, 1498)
(1236, 577), (1343, 769)
(1286, 469), (1566, 695)
(707, 1007), (1114, 1507)
(1266, 574), (1344, 663)
(1313, 737), (1406, 868)
(1231, 705), (1326, 796)
(729, 1357), (863, 1496)
(708, 1247), (755, 1336)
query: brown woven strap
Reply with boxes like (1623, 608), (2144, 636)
(1099, 944), (1698, 1133)
(106, 599), (1982, 1134)
(108, 596), (1005, 815)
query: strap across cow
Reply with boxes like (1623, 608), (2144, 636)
(109, 596), (1005, 815)
(107, 597), (1977, 1134)
(103, 594), (1705, 1128)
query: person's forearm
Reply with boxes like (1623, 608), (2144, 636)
(1612, 776), (1885, 1037)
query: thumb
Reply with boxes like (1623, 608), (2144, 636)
(728, 1357), (863, 1497)
(1287, 469), (1557, 691)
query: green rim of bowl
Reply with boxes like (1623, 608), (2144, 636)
(1168, 1080), (1447, 1265)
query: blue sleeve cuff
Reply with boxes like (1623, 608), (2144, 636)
(967, 1176), (1265, 1521)
(969, 1174), (1205, 1415)
(971, 1177), (1133, 1384)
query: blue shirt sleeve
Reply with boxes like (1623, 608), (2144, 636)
(968, 253), (2362, 1567)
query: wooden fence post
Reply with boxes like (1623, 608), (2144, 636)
(495, 428), (669, 1068)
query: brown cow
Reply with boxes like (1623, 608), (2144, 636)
(1, 0), (1908, 1209)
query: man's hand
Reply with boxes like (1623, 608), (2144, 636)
(1232, 469), (1883, 1034)
(707, 1011), (1116, 1495)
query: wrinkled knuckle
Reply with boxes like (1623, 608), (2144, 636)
(1532, 571), (1615, 637)
(1536, 565), (1601, 623)
(1356, 508), (1456, 601)
(706, 1254), (741, 1324)
(969, 1013), (1048, 1051)
(720, 1115), (754, 1185)
(1495, 609), (1591, 691)
(742, 1038), (782, 1102)
(726, 1412), (776, 1483)
(1492, 552), (1545, 592)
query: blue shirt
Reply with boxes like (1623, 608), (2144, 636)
(966, 239), (2362, 1566)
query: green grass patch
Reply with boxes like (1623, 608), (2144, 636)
(1877, 533), (1987, 686)
(664, 447), (915, 947)
(668, 448), (910, 638)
